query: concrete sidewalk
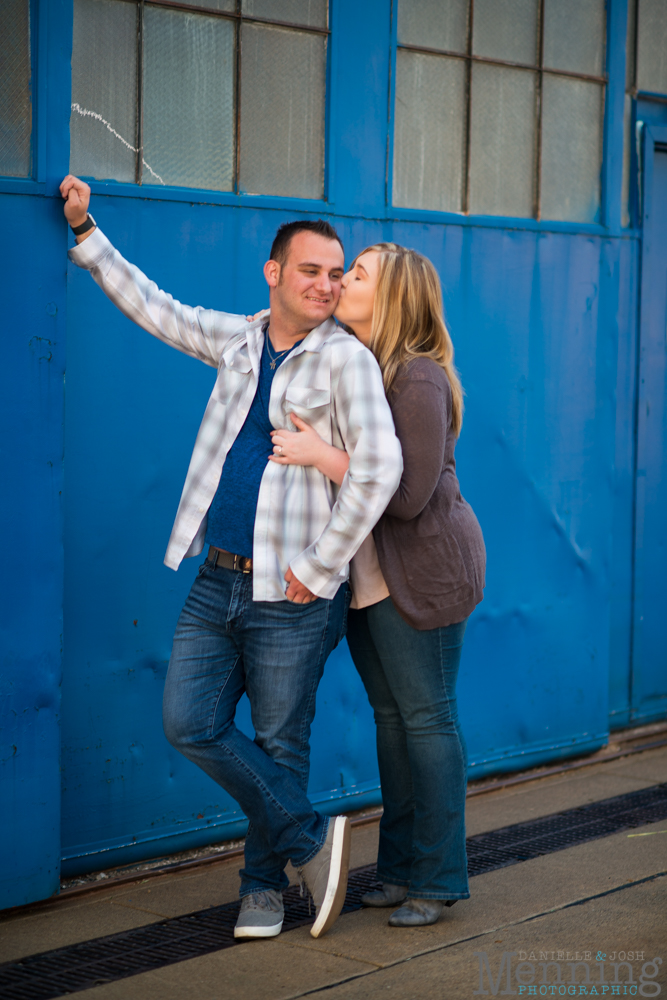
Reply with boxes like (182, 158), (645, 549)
(2, 746), (666, 999)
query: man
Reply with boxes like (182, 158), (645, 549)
(60, 175), (402, 940)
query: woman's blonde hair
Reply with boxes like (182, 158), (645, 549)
(352, 243), (464, 435)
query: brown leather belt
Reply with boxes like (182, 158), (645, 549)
(207, 546), (253, 574)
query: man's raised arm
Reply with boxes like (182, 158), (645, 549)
(61, 176), (245, 368)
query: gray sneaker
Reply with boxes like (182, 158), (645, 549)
(361, 883), (408, 907)
(233, 889), (284, 939)
(298, 815), (351, 938)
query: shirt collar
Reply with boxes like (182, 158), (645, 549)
(255, 314), (338, 357)
(223, 314), (338, 373)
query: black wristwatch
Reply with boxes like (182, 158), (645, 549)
(71, 213), (96, 236)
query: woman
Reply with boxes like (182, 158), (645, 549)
(268, 244), (485, 927)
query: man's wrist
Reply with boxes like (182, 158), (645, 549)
(70, 213), (95, 236)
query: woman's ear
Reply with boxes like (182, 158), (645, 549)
(264, 259), (281, 288)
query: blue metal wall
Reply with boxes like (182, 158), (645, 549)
(2, 0), (665, 903)
(632, 129), (667, 727)
(60, 203), (627, 875)
(0, 0), (72, 908)
(0, 194), (65, 909)
(608, 98), (667, 730)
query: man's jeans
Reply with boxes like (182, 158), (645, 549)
(163, 560), (349, 896)
(346, 598), (469, 901)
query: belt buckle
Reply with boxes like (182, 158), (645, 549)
(233, 553), (251, 574)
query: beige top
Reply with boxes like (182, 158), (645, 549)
(349, 533), (390, 609)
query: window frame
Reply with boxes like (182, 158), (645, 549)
(623, 0), (667, 229)
(386, 0), (620, 233)
(67, 0), (332, 208)
(630, 0), (667, 101)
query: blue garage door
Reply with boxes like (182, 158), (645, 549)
(633, 133), (667, 723)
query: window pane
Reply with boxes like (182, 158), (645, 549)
(469, 65), (536, 218)
(398, 0), (468, 54)
(636, 0), (667, 93)
(242, 0), (328, 29)
(143, 7), (235, 191)
(626, 0), (637, 89)
(70, 0), (138, 183)
(543, 0), (606, 77)
(239, 23), (326, 199)
(473, 0), (539, 65)
(541, 75), (603, 223)
(0, 0), (31, 177)
(392, 50), (465, 212)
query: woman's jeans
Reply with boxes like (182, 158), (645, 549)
(163, 560), (349, 897)
(347, 598), (469, 901)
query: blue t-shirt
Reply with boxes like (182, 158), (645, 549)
(205, 335), (302, 558)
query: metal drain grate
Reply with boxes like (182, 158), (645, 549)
(465, 781), (667, 875)
(1, 782), (666, 1000)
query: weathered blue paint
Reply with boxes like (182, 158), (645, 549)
(608, 240), (641, 730)
(603, 0), (630, 232)
(1, 0), (666, 896)
(631, 127), (667, 725)
(0, 0), (72, 909)
(608, 119), (667, 730)
(60, 202), (621, 874)
(0, 197), (65, 908)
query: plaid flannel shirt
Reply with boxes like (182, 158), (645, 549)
(68, 228), (403, 601)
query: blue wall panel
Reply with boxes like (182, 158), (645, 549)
(632, 134), (667, 725)
(425, 225), (620, 773)
(60, 199), (385, 874)
(61, 195), (621, 873)
(0, 0), (72, 908)
(0, 195), (66, 907)
(609, 240), (640, 728)
(328, 0), (391, 217)
(5, 0), (665, 895)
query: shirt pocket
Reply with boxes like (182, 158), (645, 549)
(283, 386), (331, 437)
(213, 355), (253, 404)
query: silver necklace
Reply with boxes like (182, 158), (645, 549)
(266, 331), (290, 370)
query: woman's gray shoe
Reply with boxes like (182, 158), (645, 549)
(388, 898), (444, 927)
(361, 883), (408, 907)
(233, 890), (284, 939)
(298, 815), (351, 938)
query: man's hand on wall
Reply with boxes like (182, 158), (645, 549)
(60, 176), (94, 241)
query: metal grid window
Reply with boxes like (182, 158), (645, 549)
(634, 0), (667, 95)
(70, 0), (328, 198)
(392, 0), (607, 223)
(0, 0), (32, 177)
(622, 0), (667, 226)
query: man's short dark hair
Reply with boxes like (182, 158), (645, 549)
(269, 220), (344, 268)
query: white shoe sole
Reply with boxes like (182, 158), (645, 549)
(233, 918), (283, 939)
(310, 815), (351, 939)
